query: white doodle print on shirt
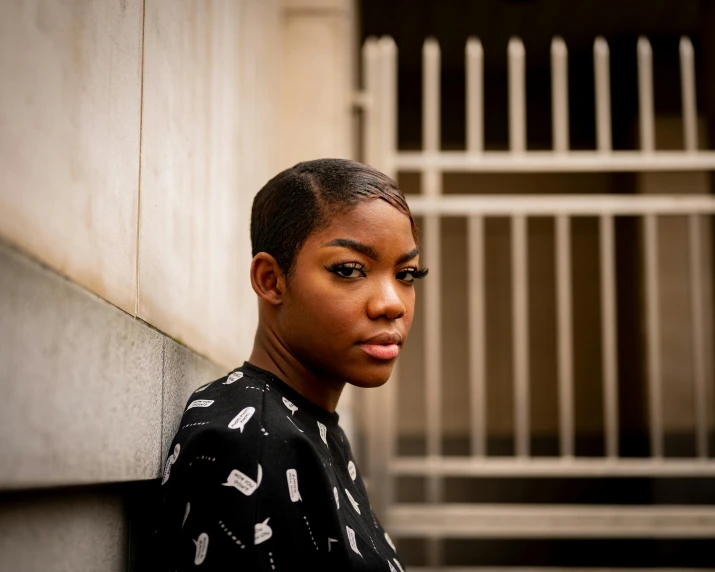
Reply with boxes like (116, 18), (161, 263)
(182, 502), (190, 528)
(347, 460), (357, 481)
(286, 469), (302, 502)
(219, 520), (245, 549)
(193, 532), (209, 565)
(224, 371), (243, 385)
(333, 487), (340, 509)
(384, 531), (397, 552)
(282, 397), (298, 415)
(223, 464), (263, 496)
(345, 488), (360, 514)
(303, 515), (317, 549)
(346, 526), (362, 557)
(286, 416), (304, 433)
(318, 421), (328, 446)
(392, 558), (405, 572)
(255, 518), (273, 544)
(228, 407), (255, 432)
(328, 537), (338, 552)
(161, 443), (180, 485)
(194, 382), (211, 393)
(187, 399), (214, 411)
(388, 561), (398, 572)
(180, 421), (209, 431)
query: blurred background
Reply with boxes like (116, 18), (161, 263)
(1, 0), (715, 570)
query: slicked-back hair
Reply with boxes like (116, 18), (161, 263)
(251, 158), (416, 278)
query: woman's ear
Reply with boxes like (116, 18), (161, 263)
(250, 252), (286, 306)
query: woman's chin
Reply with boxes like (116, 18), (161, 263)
(345, 364), (396, 388)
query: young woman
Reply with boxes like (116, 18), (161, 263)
(155, 159), (427, 571)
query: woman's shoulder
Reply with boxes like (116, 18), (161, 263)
(184, 365), (268, 403)
(173, 368), (317, 452)
(176, 369), (267, 433)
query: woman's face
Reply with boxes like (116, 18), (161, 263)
(277, 199), (421, 388)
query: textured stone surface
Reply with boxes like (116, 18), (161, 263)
(0, 0), (143, 314)
(0, 242), (163, 488)
(161, 338), (224, 464)
(0, 489), (127, 572)
(138, 0), (281, 368)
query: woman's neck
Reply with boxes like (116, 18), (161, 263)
(248, 326), (345, 413)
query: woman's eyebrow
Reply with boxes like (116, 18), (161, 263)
(322, 239), (419, 265)
(322, 238), (380, 260)
(396, 248), (420, 265)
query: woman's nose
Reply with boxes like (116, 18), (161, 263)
(366, 280), (406, 320)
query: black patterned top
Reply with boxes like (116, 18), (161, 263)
(154, 362), (405, 572)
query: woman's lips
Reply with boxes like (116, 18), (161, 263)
(358, 342), (400, 360)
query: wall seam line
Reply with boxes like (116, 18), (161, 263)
(160, 337), (166, 473)
(134, 0), (147, 318)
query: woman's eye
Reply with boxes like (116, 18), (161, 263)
(397, 269), (415, 283)
(337, 266), (363, 279)
(326, 263), (366, 279)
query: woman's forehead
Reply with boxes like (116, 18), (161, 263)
(312, 200), (416, 249)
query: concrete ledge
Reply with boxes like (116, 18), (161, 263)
(161, 337), (224, 462)
(0, 241), (222, 489)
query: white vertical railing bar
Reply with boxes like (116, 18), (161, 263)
(637, 37), (655, 153)
(380, 36), (398, 180)
(422, 38), (443, 510)
(680, 37), (698, 152)
(468, 215), (487, 457)
(600, 214), (619, 458)
(361, 37), (383, 506)
(423, 38), (441, 161)
(689, 214), (708, 458)
(556, 215), (574, 457)
(424, 212), (443, 566)
(466, 37), (484, 154)
(362, 37), (381, 168)
(508, 38), (527, 153)
(551, 37), (569, 153)
(423, 228), (443, 473)
(423, 38), (442, 200)
(594, 37), (612, 153)
(383, 361), (398, 509)
(512, 215), (530, 457)
(644, 214), (664, 459)
(376, 35), (399, 518)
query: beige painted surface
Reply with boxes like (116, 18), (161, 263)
(138, 0), (281, 368)
(0, 0), (143, 314)
(279, 0), (355, 169)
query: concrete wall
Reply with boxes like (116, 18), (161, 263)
(0, 0), (289, 370)
(0, 239), (223, 570)
(0, 0), (356, 569)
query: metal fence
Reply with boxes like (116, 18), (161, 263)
(361, 34), (715, 570)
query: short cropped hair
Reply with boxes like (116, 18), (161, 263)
(251, 158), (416, 278)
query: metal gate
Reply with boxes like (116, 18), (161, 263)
(360, 34), (715, 570)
